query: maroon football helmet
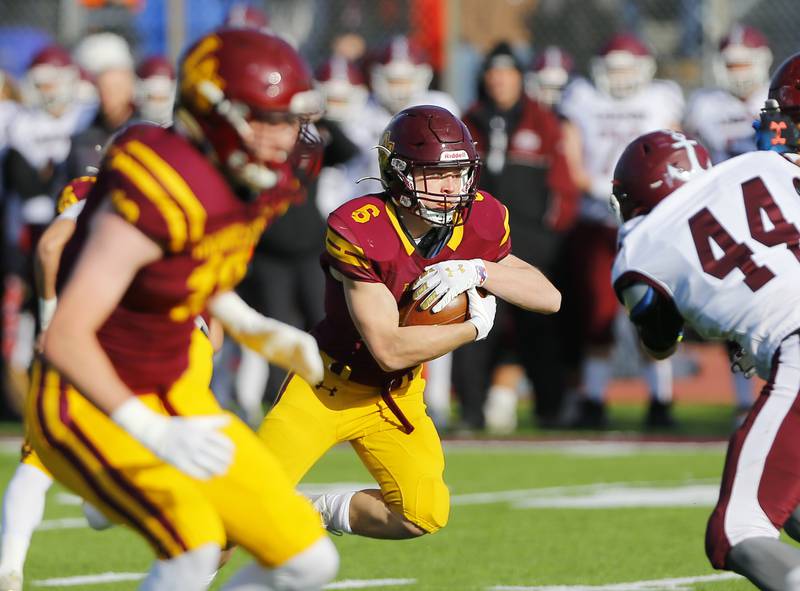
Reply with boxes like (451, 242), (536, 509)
(315, 56), (368, 122)
(715, 24), (772, 99)
(611, 130), (712, 222)
(175, 28), (323, 193)
(768, 52), (800, 121)
(527, 46), (574, 107)
(378, 105), (480, 227)
(136, 56), (176, 125)
(224, 3), (270, 30)
(591, 33), (655, 99)
(25, 45), (77, 113)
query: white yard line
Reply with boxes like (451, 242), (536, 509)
(488, 572), (742, 590)
(33, 572), (145, 586)
(35, 518), (87, 531)
(443, 440), (726, 456)
(325, 579), (416, 589)
(451, 480), (720, 507)
(32, 573), (414, 588)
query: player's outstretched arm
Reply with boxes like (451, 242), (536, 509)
(43, 208), (233, 480)
(483, 254), (561, 313)
(33, 217), (77, 330)
(208, 290), (323, 384)
(343, 274), (491, 373)
(620, 282), (684, 360)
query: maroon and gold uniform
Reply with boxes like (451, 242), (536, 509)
(259, 191), (510, 532)
(27, 123), (325, 565)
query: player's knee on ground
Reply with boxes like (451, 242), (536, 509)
(400, 476), (450, 534)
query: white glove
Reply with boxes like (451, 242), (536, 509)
(111, 398), (234, 480)
(412, 259), (488, 313)
(208, 291), (324, 385)
(466, 287), (496, 341)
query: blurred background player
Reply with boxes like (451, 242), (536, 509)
(525, 45), (574, 110)
(29, 29), (338, 591)
(67, 32), (136, 177)
(683, 23), (773, 425)
(461, 42), (578, 432)
(559, 33), (685, 428)
(2, 45), (95, 413)
(259, 104), (560, 541)
(134, 55), (176, 127)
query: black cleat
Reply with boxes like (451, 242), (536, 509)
(644, 399), (677, 429)
(571, 399), (608, 429)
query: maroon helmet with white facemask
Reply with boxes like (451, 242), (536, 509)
(715, 24), (772, 100)
(611, 130), (712, 222)
(591, 34), (655, 99)
(378, 105), (481, 227)
(527, 46), (574, 107)
(24, 45), (77, 114)
(135, 56), (176, 125)
(316, 56), (368, 123)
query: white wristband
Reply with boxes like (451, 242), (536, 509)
(38, 297), (57, 331)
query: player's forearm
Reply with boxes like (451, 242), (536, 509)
(483, 260), (560, 313)
(43, 323), (135, 415)
(368, 323), (477, 372)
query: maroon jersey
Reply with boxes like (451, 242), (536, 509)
(59, 124), (295, 392)
(313, 192), (511, 386)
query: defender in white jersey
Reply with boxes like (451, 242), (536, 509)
(559, 33), (684, 428)
(611, 125), (800, 591)
(684, 25), (772, 164)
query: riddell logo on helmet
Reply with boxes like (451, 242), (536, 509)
(439, 150), (469, 161)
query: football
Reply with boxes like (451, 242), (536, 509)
(398, 290), (468, 326)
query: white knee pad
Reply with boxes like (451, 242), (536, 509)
(221, 537), (339, 591)
(139, 543), (221, 591)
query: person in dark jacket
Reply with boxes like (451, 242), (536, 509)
(458, 41), (578, 430)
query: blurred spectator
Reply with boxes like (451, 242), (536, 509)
(134, 56), (175, 126)
(67, 32), (135, 177)
(224, 2), (271, 30)
(559, 33), (684, 429)
(683, 24), (773, 424)
(459, 42), (578, 431)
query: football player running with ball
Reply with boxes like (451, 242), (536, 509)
(29, 29), (339, 591)
(258, 105), (560, 539)
(613, 54), (800, 591)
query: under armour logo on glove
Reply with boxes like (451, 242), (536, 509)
(412, 258), (487, 313)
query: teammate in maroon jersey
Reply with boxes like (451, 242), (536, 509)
(29, 29), (339, 591)
(258, 105), (560, 540)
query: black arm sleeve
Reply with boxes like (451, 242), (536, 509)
(632, 291), (684, 354)
(3, 149), (50, 199)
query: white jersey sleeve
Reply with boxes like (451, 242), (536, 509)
(57, 199), (86, 222)
(613, 150), (800, 378)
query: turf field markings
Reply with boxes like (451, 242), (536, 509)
(451, 480), (719, 507)
(36, 517), (87, 531)
(487, 571), (742, 590)
(33, 572), (145, 586)
(32, 573), (414, 588)
(54, 492), (82, 506)
(325, 579), (416, 589)
(443, 440), (726, 456)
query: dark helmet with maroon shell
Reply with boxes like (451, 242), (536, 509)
(611, 130), (712, 222)
(174, 28), (323, 193)
(378, 105), (481, 227)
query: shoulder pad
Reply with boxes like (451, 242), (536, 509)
(329, 194), (407, 263)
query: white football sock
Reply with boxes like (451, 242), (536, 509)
(423, 353), (452, 428)
(221, 536), (338, 590)
(139, 543), (220, 591)
(308, 492), (354, 534)
(583, 356), (612, 403)
(733, 371), (755, 409)
(644, 359), (673, 403)
(0, 463), (52, 574)
(236, 348), (269, 426)
(484, 385), (518, 434)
